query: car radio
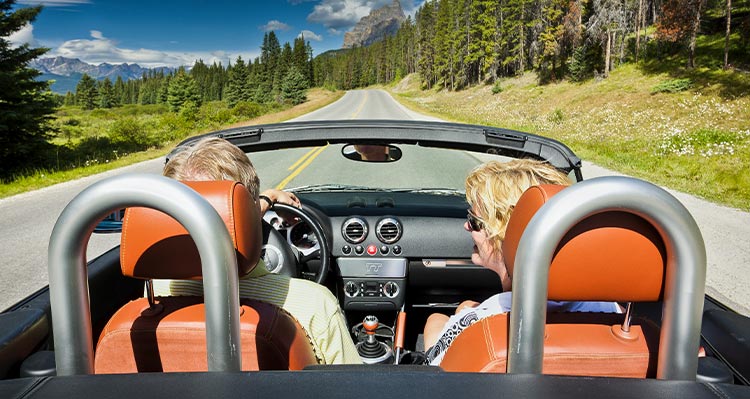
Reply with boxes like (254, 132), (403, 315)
(337, 257), (406, 311)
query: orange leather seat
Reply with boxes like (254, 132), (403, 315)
(440, 184), (666, 377)
(95, 181), (318, 373)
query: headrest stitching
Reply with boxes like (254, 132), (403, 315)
(226, 182), (237, 245)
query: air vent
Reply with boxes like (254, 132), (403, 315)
(342, 217), (368, 244)
(376, 217), (402, 244)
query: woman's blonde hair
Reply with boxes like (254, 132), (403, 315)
(163, 137), (260, 200)
(465, 159), (571, 253)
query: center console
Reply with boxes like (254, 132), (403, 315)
(337, 257), (407, 311)
(337, 257), (409, 364)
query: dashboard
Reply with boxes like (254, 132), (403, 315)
(262, 191), (502, 313)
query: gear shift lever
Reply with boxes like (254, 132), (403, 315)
(356, 315), (392, 364)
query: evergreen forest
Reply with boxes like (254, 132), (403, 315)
(313, 0), (750, 90)
(68, 32), (314, 111)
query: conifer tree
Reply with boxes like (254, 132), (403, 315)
(98, 77), (116, 108)
(76, 73), (98, 110)
(114, 76), (127, 105)
(167, 67), (201, 112)
(416, 1), (437, 87)
(468, 0), (499, 83)
(225, 56), (251, 107)
(0, 0), (57, 179)
(280, 66), (308, 105)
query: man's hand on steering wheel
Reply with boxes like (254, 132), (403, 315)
(259, 189), (301, 224)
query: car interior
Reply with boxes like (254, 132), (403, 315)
(1, 120), (748, 398)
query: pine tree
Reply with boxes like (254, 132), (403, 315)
(114, 76), (127, 105)
(280, 66), (308, 105)
(537, 0), (567, 81)
(167, 67), (201, 112)
(97, 77), (116, 108)
(468, 0), (499, 83)
(416, 1), (438, 87)
(225, 56), (251, 107)
(293, 36), (310, 83)
(0, 0), (57, 179)
(76, 73), (98, 110)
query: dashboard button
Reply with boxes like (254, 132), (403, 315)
(392, 245), (402, 255)
(380, 245), (389, 254)
(354, 245), (364, 255)
(366, 245), (377, 255)
(342, 245), (352, 255)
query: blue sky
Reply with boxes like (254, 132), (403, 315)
(8, 0), (424, 67)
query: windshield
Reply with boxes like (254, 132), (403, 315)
(251, 144), (511, 194)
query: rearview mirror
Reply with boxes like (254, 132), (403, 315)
(342, 144), (402, 163)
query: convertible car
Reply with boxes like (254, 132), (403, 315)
(1, 120), (749, 398)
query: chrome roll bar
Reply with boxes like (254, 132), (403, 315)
(48, 174), (241, 375)
(507, 176), (706, 380)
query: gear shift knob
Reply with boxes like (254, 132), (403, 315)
(363, 315), (379, 335)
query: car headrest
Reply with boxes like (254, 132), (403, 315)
(120, 180), (261, 280)
(501, 184), (666, 302)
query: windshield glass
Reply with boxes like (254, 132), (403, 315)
(251, 144), (511, 194)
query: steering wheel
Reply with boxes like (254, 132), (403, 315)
(262, 203), (330, 285)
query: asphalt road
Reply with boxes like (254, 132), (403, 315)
(1, 89), (748, 316)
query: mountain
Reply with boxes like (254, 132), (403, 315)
(30, 56), (175, 94)
(342, 0), (405, 49)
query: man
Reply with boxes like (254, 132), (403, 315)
(156, 137), (361, 365)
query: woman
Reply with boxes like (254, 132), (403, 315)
(423, 159), (620, 366)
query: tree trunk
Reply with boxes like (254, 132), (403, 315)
(520, 1), (525, 73)
(724, 0), (731, 70)
(636, 0), (644, 62)
(687, 0), (704, 69)
(605, 30), (612, 78)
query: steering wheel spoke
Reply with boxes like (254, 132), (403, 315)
(269, 203), (330, 285)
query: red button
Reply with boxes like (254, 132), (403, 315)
(366, 245), (377, 255)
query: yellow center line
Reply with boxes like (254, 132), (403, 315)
(287, 147), (320, 171)
(276, 91), (368, 189)
(350, 91), (368, 119)
(275, 145), (328, 190)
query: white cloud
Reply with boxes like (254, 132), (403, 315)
(260, 20), (291, 32)
(18, 0), (90, 6)
(298, 30), (323, 42)
(7, 23), (35, 47)
(49, 31), (256, 68)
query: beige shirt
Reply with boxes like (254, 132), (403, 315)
(151, 264), (362, 365)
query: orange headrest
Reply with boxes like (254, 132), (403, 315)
(501, 184), (666, 302)
(120, 180), (261, 280)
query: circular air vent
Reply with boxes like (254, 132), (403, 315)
(376, 217), (402, 244)
(342, 217), (368, 244)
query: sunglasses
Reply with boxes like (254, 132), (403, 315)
(467, 210), (484, 232)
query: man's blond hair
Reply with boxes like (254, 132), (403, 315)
(465, 159), (571, 253)
(163, 137), (260, 200)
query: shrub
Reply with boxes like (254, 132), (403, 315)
(232, 101), (265, 119)
(651, 78), (692, 94)
(491, 82), (503, 94)
(109, 117), (154, 151)
(548, 109), (564, 124)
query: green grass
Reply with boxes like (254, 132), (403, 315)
(389, 62), (750, 210)
(0, 88), (343, 199)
